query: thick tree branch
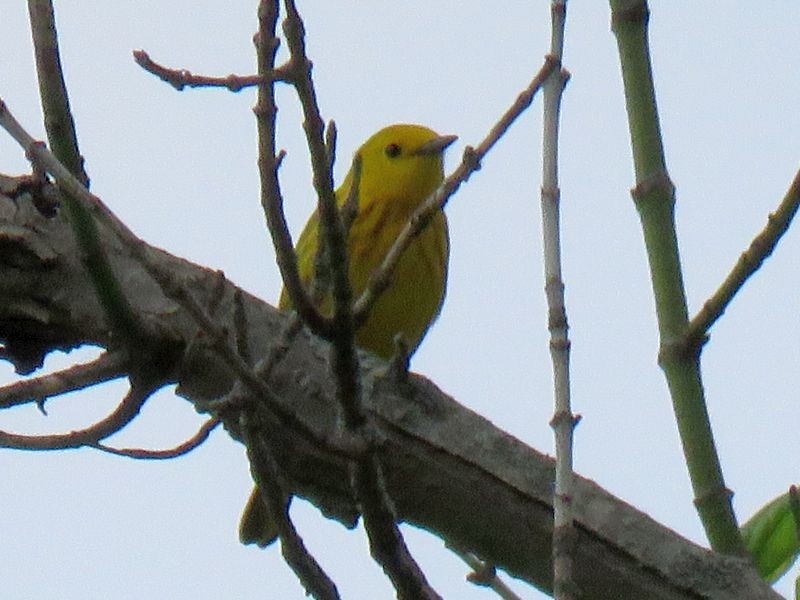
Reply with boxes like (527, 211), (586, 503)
(0, 180), (781, 599)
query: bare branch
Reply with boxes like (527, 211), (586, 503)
(0, 377), (159, 450)
(0, 98), (153, 348)
(0, 188), (783, 598)
(92, 417), (221, 460)
(0, 97), (344, 469)
(27, 0), (88, 186)
(253, 2), (331, 338)
(0, 351), (128, 409)
(687, 169), (800, 347)
(0, 102), (139, 243)
(449, 547), (523, 600)
(242, 405), (341, 600)
(539, 1), (578, 598)
(133, 49), (271, 92)
(280, 3), (441, 597)
(352, 55), (558, 324)
(278, 0), (344, 339)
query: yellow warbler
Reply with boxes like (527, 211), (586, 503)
(239, 123), (456, 546)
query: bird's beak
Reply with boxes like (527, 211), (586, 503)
(414, 134), (458, 156)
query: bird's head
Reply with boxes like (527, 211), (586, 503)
(352, 124), (457, 209)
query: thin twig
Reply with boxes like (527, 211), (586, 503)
(352, 55), (558, 324)
(540, 2), (578, 599)
(280, 0), (343, 340)
(449, 547), (523, 600)
(254, 3), (331, 338)
(687, 169), (800, 347)
(280, 2), (441, 597)
(91, 417), (221, 459)
(241, 404), (340, 600)
(0, 377), (159, 450)
(27, 0), (88, 186)
(0, 351), (128, 410)
(133, 49), (271, 92)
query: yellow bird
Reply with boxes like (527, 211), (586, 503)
(239, 123), (456, 546)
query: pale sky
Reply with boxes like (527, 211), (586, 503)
(2, 2), (800, 598)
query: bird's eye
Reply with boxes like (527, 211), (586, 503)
(384, 143), (402, 158)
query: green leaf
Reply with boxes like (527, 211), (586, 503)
(742, 487), (800, 583)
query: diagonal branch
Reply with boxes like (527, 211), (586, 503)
(279, 0), (343, 340)
(0, 350), (128, 409)
(254, 1), (330, 339)
(0, 186), (783, 598)
(687, 169), (800, 347)
(352, 55), (558, 325)
(0, 99), (152, 348)
(27, 0), (88, 186)
(0, 96), (347, 472)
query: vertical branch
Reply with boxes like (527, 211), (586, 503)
(255, 0), (329, 337)
(279, 3), (441, 597)
(609, 0), (745, 555)
(280, 0), (361, 452)
(540, 1), (577, 598)
(27, 0), (88, 186)
(280, 0), (346, 341)
(24, 1), (151, 350)
(25, 0), (146, 345)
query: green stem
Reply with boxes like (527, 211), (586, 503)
(26, 1), (148, 348)
(609, 0), (746, 555)
(27, 0), (88, 186)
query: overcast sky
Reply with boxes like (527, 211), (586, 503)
(2, 2), (800, 598)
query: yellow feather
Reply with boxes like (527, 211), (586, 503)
(241, 123), (455, 546)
